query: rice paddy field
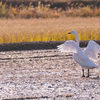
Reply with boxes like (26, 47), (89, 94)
(0, 17), (99, 43)
(0, 1), (100, 100)
(0, 49), (100, 100)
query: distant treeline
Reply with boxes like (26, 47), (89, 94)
(0, 0), (100, 10)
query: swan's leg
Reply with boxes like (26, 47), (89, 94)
(82, 69), (85, 77)
(86, 69), (89, 78)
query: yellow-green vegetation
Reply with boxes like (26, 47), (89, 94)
(0, 17), (100, 43)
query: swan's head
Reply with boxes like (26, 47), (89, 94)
(68, 30), (77, 35)
(68, 30), (79, 46)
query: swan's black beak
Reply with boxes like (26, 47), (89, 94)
(67, 32), (71, 34)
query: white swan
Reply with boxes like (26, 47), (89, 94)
(57, 30), (100, 77)
(68, 31), (100, 60)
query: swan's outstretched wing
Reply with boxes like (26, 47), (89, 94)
(57, 40), (85, 59)
(83, 40), (100, 60)
(57, 40), (77, 53)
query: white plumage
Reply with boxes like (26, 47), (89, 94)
(57, 31), (100, 77)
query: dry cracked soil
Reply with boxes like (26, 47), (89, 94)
(0, 49), (100, 100)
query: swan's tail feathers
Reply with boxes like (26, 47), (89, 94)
(93, 64), (100, 68)
(96, 65), (99, 68)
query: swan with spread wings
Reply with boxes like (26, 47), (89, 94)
(57, 31), (100, 77)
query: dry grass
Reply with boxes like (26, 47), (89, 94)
(0, 17), (100, 43)
(1, 2), (100, 18)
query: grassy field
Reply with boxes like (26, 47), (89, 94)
(0, 17), (100, 43)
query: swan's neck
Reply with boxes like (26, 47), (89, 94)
(74, 33), (79, 46)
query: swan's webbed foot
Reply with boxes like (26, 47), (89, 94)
(82, 75), (85, 77)
(86, 75), (89, 78)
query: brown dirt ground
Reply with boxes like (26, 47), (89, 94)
(0, 49), (100, 100)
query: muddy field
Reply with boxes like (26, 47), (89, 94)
(0, 49), (100, 100)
